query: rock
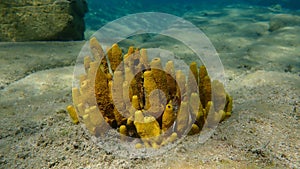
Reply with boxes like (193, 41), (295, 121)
(269, 14), (300, 31)
(268, 4), (282, 12)
(239, 22), (269, 37)
(0, 0), (88, 41)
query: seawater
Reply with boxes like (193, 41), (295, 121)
(85, 0), (300, 31)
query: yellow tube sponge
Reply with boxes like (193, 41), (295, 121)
(134, 115), (161, 139)
(108, 80), (113, 101)
(211, 80), (226, 112)
(196, 108), (205, 130)
(143, 70), (158, 110)
(84, 56), (91, 71)
(112, 71), (125, 112)
(76, 103), (85, 117)
(189, 62), (199, 84)
(124, 48), (139, 75)
(218, 110), (226, 122)
(199, 65), (211, 107)
(132, 49), (142, 72)
(94, 62), (112, 117)
(187, 62), (199, 95)
(82, 106), (106, 136)
(205, 101), (214, 116)
(113, 108), (125, 126)
(134, 110), (161, 139)
(68, 39), (234, 149)
(134, 110), (144, 123)
(135, 143), (143, 149)
(108, 43), (122, 72)
(89, 37), (104, 61)
(168, 132), (177, 143)
(205, 101), (219, 127)
(162, 103), (175, 132)
(165, 61), (177, 98)
(188, 124), (200, 135)
(125, 67), (139, 102)
(189, 92), (201, 120)
(89, 106), (104, 126)
(82, 113), (94, 134)
(79, 80), (94, 105)
(133, 71), (145, 109)
(119, 125), (127, 141)
(175, 70), (186, 99)
(88, 61), (98, 81)
(143, 116), (161, 138)
(132, 95), (141, 110)
(79, 74), (87, 84)
(66, 105), (79, 124)
(72, 87), (81, 107)
(203, 76), (212, 108)
(161, 132), (178, 146)
(124, 46), (134, 60)
(126, 117), (138, 137)
(124, 67), (134, 84)
(140, 48), (150, 69)
(89, 37), (108, 73)
(176, 101), (189, 135)
(119, 125), (127, 135)
(122, 81), (132, 117)
(225, 93), (233, 114)
(150, 58), (168, 102)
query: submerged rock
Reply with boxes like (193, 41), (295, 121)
(0, 0), (88, 41)
(269, 14), (300, 32)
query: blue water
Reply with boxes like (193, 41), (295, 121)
(85, 0), (300, 30)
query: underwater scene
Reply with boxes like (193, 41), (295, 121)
(0, 0), (299, 168)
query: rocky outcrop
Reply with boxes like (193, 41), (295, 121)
(269, 14), (300, 32)
(0, 0), (88, 41)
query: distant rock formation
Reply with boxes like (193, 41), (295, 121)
(269, 14), (300, 32)
(0, 0), (88, 41)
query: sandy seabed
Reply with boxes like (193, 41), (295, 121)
(0, 6), (299, 169)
